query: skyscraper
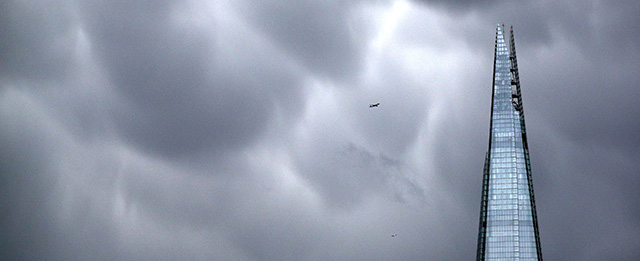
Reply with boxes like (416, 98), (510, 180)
(476, 25), (543, 260)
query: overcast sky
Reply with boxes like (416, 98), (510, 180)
(1, 0), (639, 260)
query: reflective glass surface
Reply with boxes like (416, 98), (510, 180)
(484, 26), (538, 260)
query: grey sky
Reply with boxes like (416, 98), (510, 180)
(1, 0), (639, 260)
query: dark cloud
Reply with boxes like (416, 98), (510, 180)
(0, 94), (57, 260)
(79, 1), (304, 158)
(412, 0), (500, 12)
(1, 0), (639, 260)
(231, 0), (365, 81)
(0, 1), (75, 82)
(294, 142), (426, 210)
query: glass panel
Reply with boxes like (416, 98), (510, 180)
(483, 25), (538, 260)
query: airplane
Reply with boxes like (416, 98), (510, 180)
(369, 103), (380, 108)
(391, 234), (397, 237)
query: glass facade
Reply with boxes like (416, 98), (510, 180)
(476, 25), (542, 260)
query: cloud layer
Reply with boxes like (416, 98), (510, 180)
(1, 0), (639, 260)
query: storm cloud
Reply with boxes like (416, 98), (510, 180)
(1, 0), (639, 260)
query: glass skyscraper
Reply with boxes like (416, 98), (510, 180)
(476, 25), (543, 260)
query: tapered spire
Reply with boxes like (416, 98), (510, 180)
(476, 25), (542, 261)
